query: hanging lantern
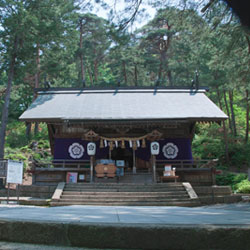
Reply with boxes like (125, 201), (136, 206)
(115, 141), (118, 148)
(121, 140), (125, 149)
(100, 139), (104, 148)
(129, 140), (133, 148)
(142, 138), (146, 148)
(137, 140), (140, 147)
(104, 140), (107, 147)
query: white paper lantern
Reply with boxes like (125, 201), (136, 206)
(87, 142), (96, 156)
(150, 142), (160, 155)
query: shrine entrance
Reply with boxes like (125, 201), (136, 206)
(111, 147), (133, 171)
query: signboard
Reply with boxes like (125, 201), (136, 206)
(116, 160), (125, 167)
(66, 172), (78, 183)
(6, 160), (23, 184)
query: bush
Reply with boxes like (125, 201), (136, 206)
(216, 173), (235, 186)
(228, 142), (250, 169)
(216, 173), (248, 191)
(235, 179), (250, 193)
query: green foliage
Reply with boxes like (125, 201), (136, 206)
(0, 1), (249, 177)
(216, 173), (236, 186)
(192, 124), (225, 160)
(5, 122), (48, 148)
(228, 142), (250, 168)
(216, 173), (248, 191)
(235, 179), (250, 193)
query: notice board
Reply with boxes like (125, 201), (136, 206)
(6, 160), (23, 184)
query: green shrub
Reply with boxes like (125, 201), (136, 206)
(228, 143), (250, 168)
(235, 179), (250, 193)
(216, 173), (235, 186)
(216, 173), (248, 191)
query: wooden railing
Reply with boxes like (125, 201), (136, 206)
(155, 159), (218, 170)
(30, 159), (91, 173)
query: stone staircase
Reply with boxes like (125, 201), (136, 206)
(50, 182), (200, 207)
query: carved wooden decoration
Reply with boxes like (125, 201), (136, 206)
(146, 130), (163, 141)
(83, 130), (99, 141)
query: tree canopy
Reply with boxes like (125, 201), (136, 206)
(0, 0), (249, 167)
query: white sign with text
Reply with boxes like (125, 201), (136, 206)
(7, 160), (23, 184)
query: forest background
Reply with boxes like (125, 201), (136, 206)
(0, 0), (250, 189)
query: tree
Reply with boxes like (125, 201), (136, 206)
(0, 0), (78, 158)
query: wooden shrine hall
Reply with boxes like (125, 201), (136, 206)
(19, 87), (227, 186)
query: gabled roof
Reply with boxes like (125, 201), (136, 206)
(19, 88), (227, 122)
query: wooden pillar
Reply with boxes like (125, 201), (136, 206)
(90, 156), (94, 183)
(152, 155), (156, 183)
(109, 148), (111, 160)
(133, 149), (136, 174)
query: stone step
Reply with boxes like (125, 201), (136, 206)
(61, 191), (188, 197)
(63, 188), (185, 193)
(51, 182), (199, 207)
(59, 197), (191, 202)
(50, 200), (200, 207)
(63, 189), (185, 194)
(65, 183), (183, 187)
(64, 184), (184, 189)
(65, 186), (183, 190)
(61, 194), (189, 200)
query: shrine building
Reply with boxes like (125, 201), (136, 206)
(19, 87), (227, 186)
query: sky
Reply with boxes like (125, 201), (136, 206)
(92, 0), (157, 29)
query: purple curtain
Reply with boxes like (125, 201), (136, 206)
(54, 138), (192, 161)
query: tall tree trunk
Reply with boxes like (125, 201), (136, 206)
(167, 70), (173, 86)
(87, 66), (93, 86)
(134, 64), (138, 86)
(157, 58), (163, 86)
(245, 89), (249, 143)
(216, 87), (229, 162)
(228, 90), (237, 137)
(34, 43), (40, 136)
(79, 20), (85, 87)
(122, 61), (127, 85)
(223, 90), (232, 132)
(0, 36), (18, 159)
(94, 60), (98, 84)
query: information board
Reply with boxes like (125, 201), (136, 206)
(6, 160), (23, 184)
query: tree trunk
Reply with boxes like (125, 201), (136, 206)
(134, 64), (138, 86)
(0, 36), (18, 159)
(216, 87), (229, 162)
(223, 90), (232, 132)
(87, 66), (93, 86)
(34, 43), (40, 136)
(157, 57), (163, 86)
(167, 70), (173, 86)
(228, 90), (237, 137)
(94, 60), (98, 84)
(122, 61), (127, 85)
(79, 20), (85, 87)
(245, 89), (249, 143)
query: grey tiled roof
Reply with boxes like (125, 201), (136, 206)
(19, 89), (227, 122)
